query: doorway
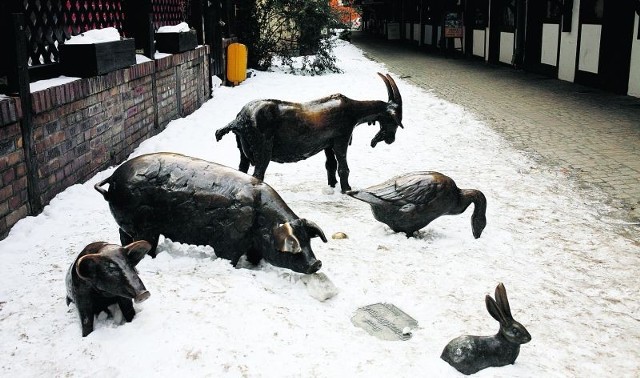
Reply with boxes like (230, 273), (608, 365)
(575, 0), (635, 94)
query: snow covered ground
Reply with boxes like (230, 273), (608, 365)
(1, 40), (639, 377)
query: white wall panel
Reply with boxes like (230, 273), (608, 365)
(558, 0), (579, 82)
(424, 25), (433, 45)
(387, 22), (399, 40)
(413, 23), (421, 42)
(628, 15), (640, 97)
(578, 24), (602, 73)
(499, 32), (515, 64)
(473, 29), (486, 57)
(541, 23), (560, 66)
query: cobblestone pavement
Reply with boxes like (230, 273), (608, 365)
(351, 31), (640, 243)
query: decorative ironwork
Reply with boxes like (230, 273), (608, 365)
(22, 0), (125, 67)
(152, 0), (190, 30)
(16, 0), (194, 68)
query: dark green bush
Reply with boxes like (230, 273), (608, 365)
(240, 0), (344, 75)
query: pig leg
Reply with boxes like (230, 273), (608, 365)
(245, 247), (262, 265)
(119, 228), (134, 246)
(77, 304), (95, 337)
(117, 298), (136, 322)
(229, 249), (245, 267)
(140, 235), (160, 258)
(324, 148), (338, 188)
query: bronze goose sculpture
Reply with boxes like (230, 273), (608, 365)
(347, 172), (487, 238)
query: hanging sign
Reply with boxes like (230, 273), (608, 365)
(444, 12), (463, 38)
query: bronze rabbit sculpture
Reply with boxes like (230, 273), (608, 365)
(441, 283), (531, 375)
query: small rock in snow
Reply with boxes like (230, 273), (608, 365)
(331, 232), (348, 239)
(301, 273), (339, 302)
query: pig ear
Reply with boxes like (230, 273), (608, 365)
(302, 219), (327, 243)
(274, 223), (302, 254)
(124, 240), (152, 266)
(76, 255), (101, 281)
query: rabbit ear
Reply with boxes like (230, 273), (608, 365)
(495, 283), (513, 320)
(485, 295), (506, 324)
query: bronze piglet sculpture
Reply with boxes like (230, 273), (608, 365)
(346, 171), (486, 237)
(94, 153), (327, 274)
(441, 283), (531, 375)
(215, 72), (403, 192)
(65, 241), (152, 337)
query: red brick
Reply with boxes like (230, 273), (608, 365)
(15, 163), (26, 177)
(6, 204), (28, 228)
(8, 194), (24, 211)
(13, 176), (27, 192)
(0, 201), (9, 217)
(7, 151), (23, 166)
(0, 185), (12, 201)
(2, 168), (15, 183)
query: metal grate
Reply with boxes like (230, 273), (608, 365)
(151, 0), (189, 30)
(23, 0), (125, 66)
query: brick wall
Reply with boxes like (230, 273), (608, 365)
(0, 45), (210, 239)
(0, 98), (29, 235)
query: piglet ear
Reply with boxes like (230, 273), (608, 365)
(274, 223), (302, 254)
(77, 255), (101, 281)
(124, 240), (152, 266)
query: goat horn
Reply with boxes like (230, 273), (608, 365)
(385, 74), (402, 107)
(377, 72), (394, 103)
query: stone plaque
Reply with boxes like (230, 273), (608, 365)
(351, 303), (418, 341)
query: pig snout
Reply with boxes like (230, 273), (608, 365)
(134, 290), (151, 303)
(290, 253), (322, 275)
(266, 247), (322, 275)
(119, 268), (150, 302)
(306, 259), (322, 274)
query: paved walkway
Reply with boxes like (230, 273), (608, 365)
(351, 31), (640, 243)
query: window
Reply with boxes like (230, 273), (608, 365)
(544, 0), (562, 22)
(581, 0), (604, 24)
(502, 0), (516, 32)
(474, 0), (488, 29)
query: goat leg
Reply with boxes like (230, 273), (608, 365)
(324, 148), (338, 188)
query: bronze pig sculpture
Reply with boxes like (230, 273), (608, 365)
(441, 283), (531, 375)
(214, 72), (403, 192)
(65, 241), (152, 337)
(346, 171), (486, 238)
(94, 153), (327, 274)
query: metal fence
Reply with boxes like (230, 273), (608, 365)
(20, 0), (193, 69)
(22, 0), (127, 67)
(1, 0), (240, 93)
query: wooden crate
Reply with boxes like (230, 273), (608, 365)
(60, 39), (136, 77)
(155, 31), (197, 53)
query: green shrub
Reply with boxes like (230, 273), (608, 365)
(240, 0), (344, 75)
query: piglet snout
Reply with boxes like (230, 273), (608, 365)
(134, 290), (151, 303)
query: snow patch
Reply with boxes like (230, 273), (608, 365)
(65, 27), (121, 45)
(157, 22), (191, 33)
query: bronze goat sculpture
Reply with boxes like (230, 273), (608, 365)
(215, 73), (403, 192)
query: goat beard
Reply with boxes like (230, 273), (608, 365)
(371, 130), (385, 147)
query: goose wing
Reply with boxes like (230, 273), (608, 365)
(348, 172), (453, 206)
